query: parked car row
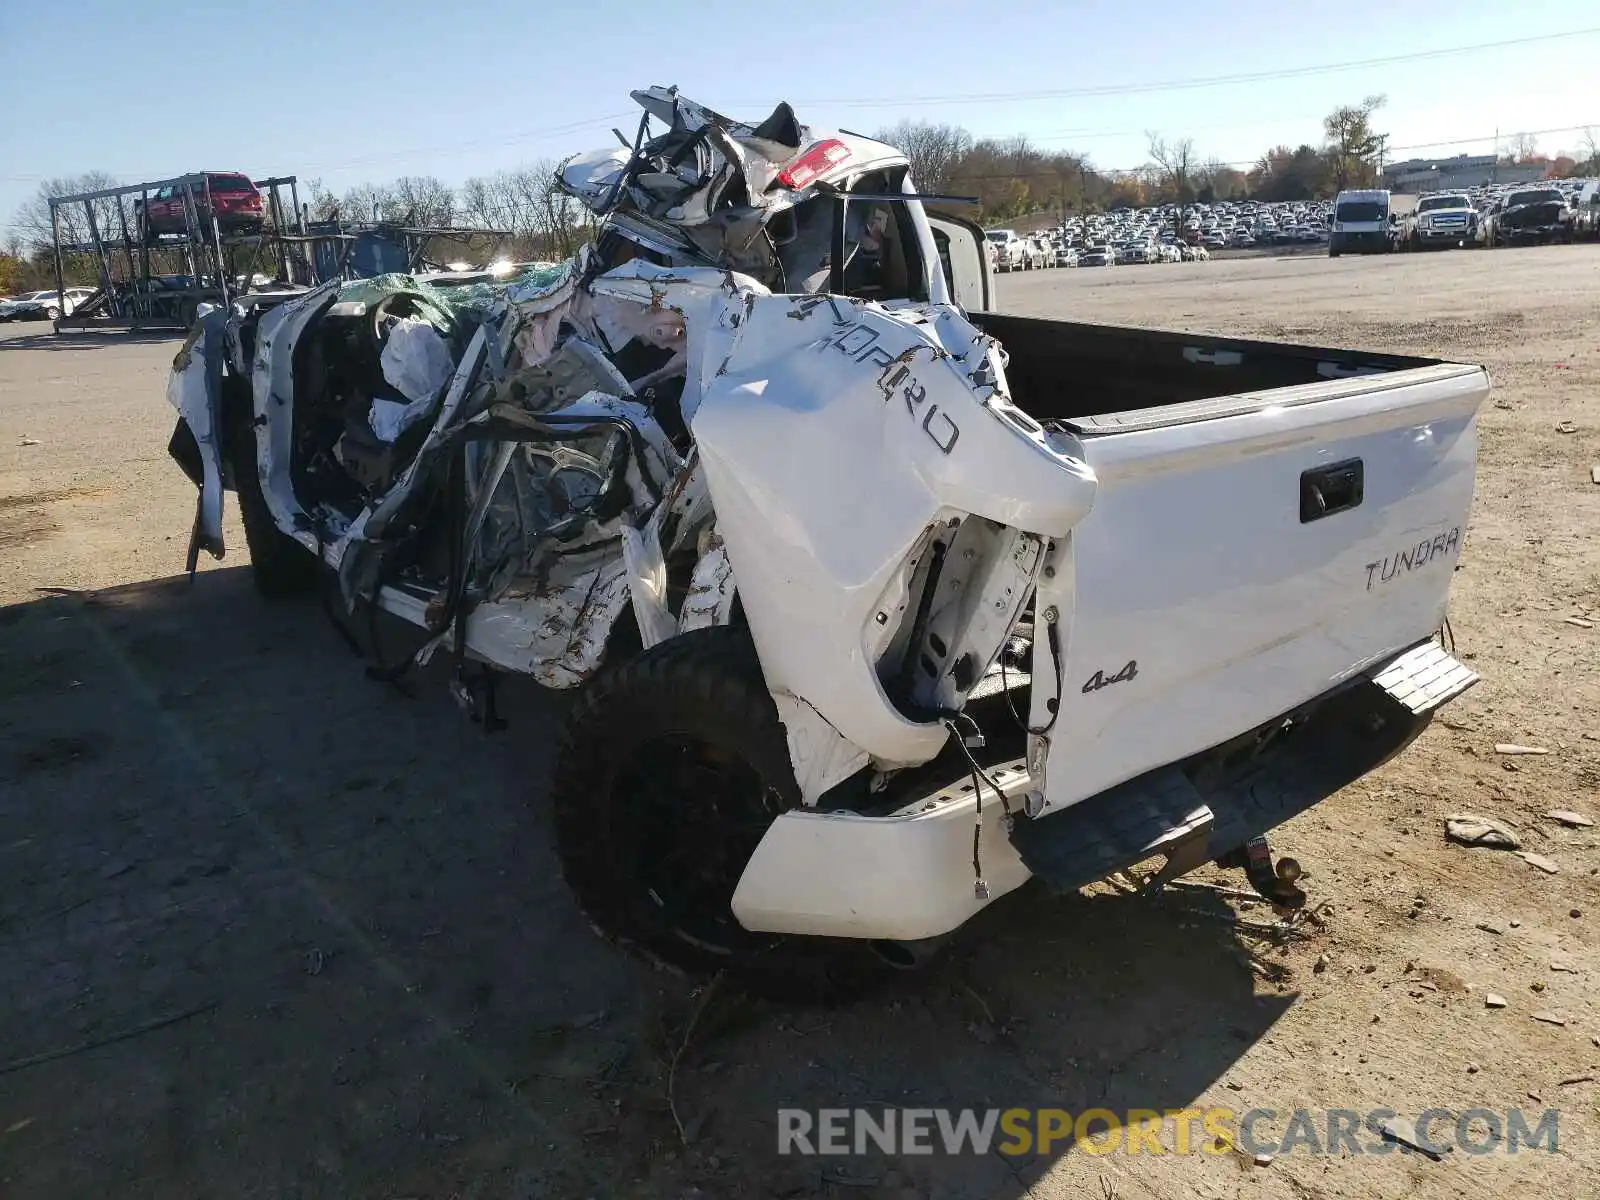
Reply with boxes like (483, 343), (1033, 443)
(0, 288), (96, 322)
(987, 176), (1598, 268)
(985, 225), (1213, 271)
(1472, 179), (1598, 247)
(1388, 177), (1600, 252)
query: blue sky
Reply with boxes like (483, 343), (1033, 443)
(1, 0), (1596, 232)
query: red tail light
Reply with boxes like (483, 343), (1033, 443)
(775, 139), (851, 190)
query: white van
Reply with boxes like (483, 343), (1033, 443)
(1329, 189), (1394, 257)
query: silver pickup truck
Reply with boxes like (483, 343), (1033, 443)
(1404, 192), (1477, 250)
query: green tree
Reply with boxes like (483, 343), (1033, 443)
(0, 252), (24, 295)
(1323, 96), (1388, 190)
(1251, 144), (1333, 201)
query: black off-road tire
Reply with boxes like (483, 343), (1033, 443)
(551, 627), (896, 1005)
(229, 423), (319, 598)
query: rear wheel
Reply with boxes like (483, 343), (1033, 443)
(551, 627), (895, 1004)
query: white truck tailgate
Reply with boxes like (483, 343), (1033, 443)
(1029, 361), (1488, 813)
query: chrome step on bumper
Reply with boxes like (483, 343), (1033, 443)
(1369, 640), (1478, 714)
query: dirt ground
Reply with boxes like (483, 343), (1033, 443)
(1, 246), (1596, 1200)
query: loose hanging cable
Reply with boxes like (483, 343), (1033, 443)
(944, 712), (1019, 901)
(950, 710), (1012, 820)
(1000, 611), (1063, 737)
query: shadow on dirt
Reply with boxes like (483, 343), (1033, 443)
(0, 570), (1289, 1198)
(0, 329), (184, 352)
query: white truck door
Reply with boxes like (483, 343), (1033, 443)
(927, 214), (993, 312)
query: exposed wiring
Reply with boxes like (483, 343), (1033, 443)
(943, 716), (988, 897)
(999, 611), (1063, 737)
(943, 710), (1021, 900)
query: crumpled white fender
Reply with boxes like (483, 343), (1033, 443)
(165, 308), (229, 559)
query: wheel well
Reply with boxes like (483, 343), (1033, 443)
(219, 372), (254, 489)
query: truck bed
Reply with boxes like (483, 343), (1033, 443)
(972, 312), (1459, 433)
(971, 309), (1489, 816)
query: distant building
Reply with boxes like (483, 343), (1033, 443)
(1383, 154), (1548, 192)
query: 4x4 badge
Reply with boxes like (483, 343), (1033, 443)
(1082, 660), (1139, 693)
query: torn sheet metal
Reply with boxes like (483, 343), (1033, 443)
(559, 86), (902, 289)
(772, 692), (871, 807)
(678, 534), (736, 632)
(622, 521), (675, 649)
(337, 324), (492, 604)
(588, 261), (770, 424)
(469, 388), (676, 593)
(165, 307), (229, 558)
(384, 548), (633, 688)
(251, 279), (343, 547)
(506, 251), (587, 365)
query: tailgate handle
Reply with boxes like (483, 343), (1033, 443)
(1300, 458), (1364, 523)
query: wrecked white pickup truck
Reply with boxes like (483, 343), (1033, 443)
(166, 86), (1485, 1000)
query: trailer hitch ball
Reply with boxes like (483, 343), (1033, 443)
(1217, 837), (1308, 911)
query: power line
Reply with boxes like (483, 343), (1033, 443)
(288, 113), (637, 174)
(0, 114), (634, 190)
(1031, 113), (1332, 144)
(765, 26), (1600, 109)
(944, 122), (1600, 181)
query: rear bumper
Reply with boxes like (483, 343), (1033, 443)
(730, 641), (1476, 941)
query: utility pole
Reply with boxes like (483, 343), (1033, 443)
(1493, 128), (1499, 184)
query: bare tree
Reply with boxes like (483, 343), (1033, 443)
(873, 120), (974, 192)
(384, 176), (456, 226)
(1146, 133), (1196, 204)
(1505, 132), (1540, 164)
(458, 175), (506, 230)
(458, 161), (584, 256)
(11, 172), (126, 252)
(1582, 128), (1600, 174)
(303, 178), (341, 221)
(338, 183), (388, 224)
